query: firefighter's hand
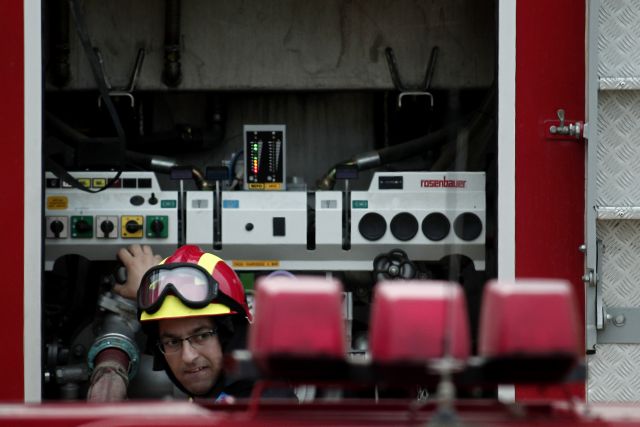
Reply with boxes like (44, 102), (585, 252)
(113, 244), (162, 301)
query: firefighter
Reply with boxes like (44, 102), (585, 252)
(114, 244), (290, 401)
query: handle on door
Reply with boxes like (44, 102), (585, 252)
(548, 108), (582, 139)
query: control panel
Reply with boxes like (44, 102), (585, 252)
(44, 172), (179, 268)
(350, 172), (486, 270)
(184, 172), (485, 271)
(45, 171), (484, 271)
(243, 124), (286, 190)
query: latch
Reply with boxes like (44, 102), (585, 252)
(588, 237), (640, 347)
(546, 109), (583, 140)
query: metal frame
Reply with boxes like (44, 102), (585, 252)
(585, 0), (600, 354)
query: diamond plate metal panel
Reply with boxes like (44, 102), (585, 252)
(589, 345), (640, 401)
(599, 1), (640, 78)
(597, 221), (640, 307)
(596, 92), (640, 206)
(591, 91), (640, 401)
(587, 0), (640, 404)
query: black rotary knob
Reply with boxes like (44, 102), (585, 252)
(125, 220), (142, 234)
(390, 212), (418, 241)
(453, 213), (483, 241)
(100, 220), (115, 237)
(151, 219), (164, 234)
(422, 212), (451, 241)
(358, 212), (387, 241)
(50, 220), (64, 238)
(75, 219), (92, 234)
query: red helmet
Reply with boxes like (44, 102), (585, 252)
(138, 245), (252, 323)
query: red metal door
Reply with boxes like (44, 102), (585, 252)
(0, 0), (25, 401)
(515, 0), (586, 399)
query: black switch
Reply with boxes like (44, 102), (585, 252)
(123, 178), (137, 188)
(273, 217), (285, 236)
(138, 178), (152, 188)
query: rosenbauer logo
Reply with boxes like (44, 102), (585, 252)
(420, 176), (466, 188)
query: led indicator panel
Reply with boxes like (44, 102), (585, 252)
(243, 125), (285, 190)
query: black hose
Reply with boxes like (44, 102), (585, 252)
(49, 0), (71, 87)
(315, 87), (496, 189)
(162, 0), (182, 87)
(376, 125), (450, 165)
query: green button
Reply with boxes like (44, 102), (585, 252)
(161, 200), (177, 208)
(352, 200), (368, 209)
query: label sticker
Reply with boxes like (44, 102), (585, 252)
(321, 200), (337, 209)
(47, 196), (68, 210)
(92, 178), (107, 188)
(223, 200), (240, 209)
(232, 260), (280, 268)
(191, 199), (209, 209)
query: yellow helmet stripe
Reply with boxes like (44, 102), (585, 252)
(140, 295), (231, 321)
(198, 252), (220, 273)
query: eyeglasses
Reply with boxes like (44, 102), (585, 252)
(157, 329), (218, 355)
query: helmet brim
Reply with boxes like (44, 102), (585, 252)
(140, 294), (233, 321)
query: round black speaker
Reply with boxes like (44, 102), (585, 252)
(453, 212), (483, 241)
(422, 212), (451, 241)
(390, 212), (419, 241)
(358, 212), (387, 241)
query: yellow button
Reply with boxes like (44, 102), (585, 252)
(92, 178), (107, 188)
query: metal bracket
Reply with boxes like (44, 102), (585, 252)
(595, 239), (605, 331)
(546, 108), (583, 140)
(585, 239), (604, 353)
(385, 46), (437, 109)
(585, 239), (640, 345)
(96, 48), (145, 108)
(597, 308), (640, 344)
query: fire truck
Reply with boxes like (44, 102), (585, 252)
(3, 0), (640, 425)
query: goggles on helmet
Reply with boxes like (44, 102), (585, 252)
(138, 263), (244, 316)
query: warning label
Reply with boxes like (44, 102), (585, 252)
(47, 196), (68, 210)
(232, 260), (280, 268)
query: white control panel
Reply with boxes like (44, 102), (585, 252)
(350, 172), (486, 270)
(183, 172), (485, 271)
(44, 171), (179, 268)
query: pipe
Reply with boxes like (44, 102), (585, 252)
(46, 112), (210, 190)
(162, 0), (182, 87)
(316, 126), (450, 190)
(49, 0), (71, 87)
(85, 311), (140, 402)
(86, 348), (130, 402)
(126, 151), (211, 190)
(315, 87), (496, 190)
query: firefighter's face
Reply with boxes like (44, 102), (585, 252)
(158, 316), (223, 396)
